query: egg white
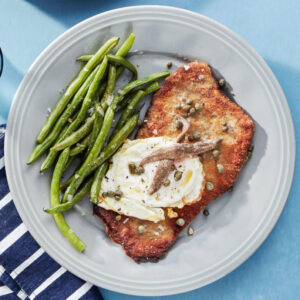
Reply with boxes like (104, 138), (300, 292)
(98, 137), (205, 222)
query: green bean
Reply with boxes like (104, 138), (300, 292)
(50, 147), (86, 252)
(115, 81), (160, 112)
(107, 54), (137, 81)
(77, 54), (92, 62)
(111, 90), (145, 139)
(62, 108), (113, 202)
(116, 66), (125, 78)
(52, 56), (108, 150)
(36, 37), (119, 143)
(110, 71), (169, 110)
(99, 31), (135, 113)
(60, 175), (74, 191)
(62, 156), (75, 173)
(143, 81), (161, 95)
(99, 65), (117, 112)
(87, 105), (104, 157)
(51, 115), (95, 151)
(69, 135), (90, 156)
(85, 64), (117, 158)
(84, 114), (139, 180)
(111, 82), (160, 138)
(90, 162), (108, 204)
(46, 177), (93, 214)
(61, 114), (138, 191)
(116, 33), (136, 57)
(27, 68), (98, 165)
(76, 33), (136, 62)
(62, 72), (168, 201)
(94, 82), (107, 103)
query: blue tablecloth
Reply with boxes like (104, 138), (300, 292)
(1, 1), (299, 299)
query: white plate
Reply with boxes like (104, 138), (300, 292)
(5, 6), (295, 296)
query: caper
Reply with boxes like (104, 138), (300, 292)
(222, 125), (228, 132)
(187, 99), (193, 105)
(198, 154), (203, 162)
(218, 78), (226, 87)
(189, 107), (196, 115)
(188, 226), (194, 236)
(138, 225), (146, 233)
(212, 149), (220, 158)
(175, 120), (183, 129)
(206, 181), (214, 191)
(193, 133), (200, 140)
(188, 135), (194, 142)
(174, 171), (183, 181)
(171, 164), (176, 171)
(115, 215), (121, 221)
(115, 190), (123, 196)
(195, 103), (202, 111)
(175, 103), (182, 110)
(248, 144), (254, 152)
(163, 179), (171, 186)
(228, 185), (234, 192)
(136, 166), (145, 175)
(137, 119), (143, 126)
(107, 191), (116, 197)
(102, 192), (108, 197)
(128, 162), (136, 174)
(183, 104), (191, 112)
(114, 191), (122, 200)
(166, 61), (173, 69)
(176, 218), (185, 226)
(217, 163), (225, 173)
(203, 209), (210, 216)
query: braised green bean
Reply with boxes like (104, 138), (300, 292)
(85, 115), (140, 182)
(110, 71), (169, 110)
(115, 33), (136, 57)
(90, 162), (109, 204)
(51, 115), (95, 151)
(28, 67), (99, 165)
(107, 54), (137, 81)
(46, 177), (93, 214)
(111, 82), (160, 139)
(36, 37), (119, 143)
(52, 57), (108, 151)
(62, 72), (169, 202)
(70, 135), (90, 156)
(77, 54), (92, 62)
(50, 147), (86, 252)
(76, 33), (136, 62)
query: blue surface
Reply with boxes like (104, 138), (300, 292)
(1, 1), (299, 299)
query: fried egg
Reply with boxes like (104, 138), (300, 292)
(98, 137), (205, 222)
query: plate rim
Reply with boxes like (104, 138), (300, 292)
(4, 5), (296, 296)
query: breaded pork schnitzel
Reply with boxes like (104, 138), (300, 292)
(94, 61), (254, 262)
